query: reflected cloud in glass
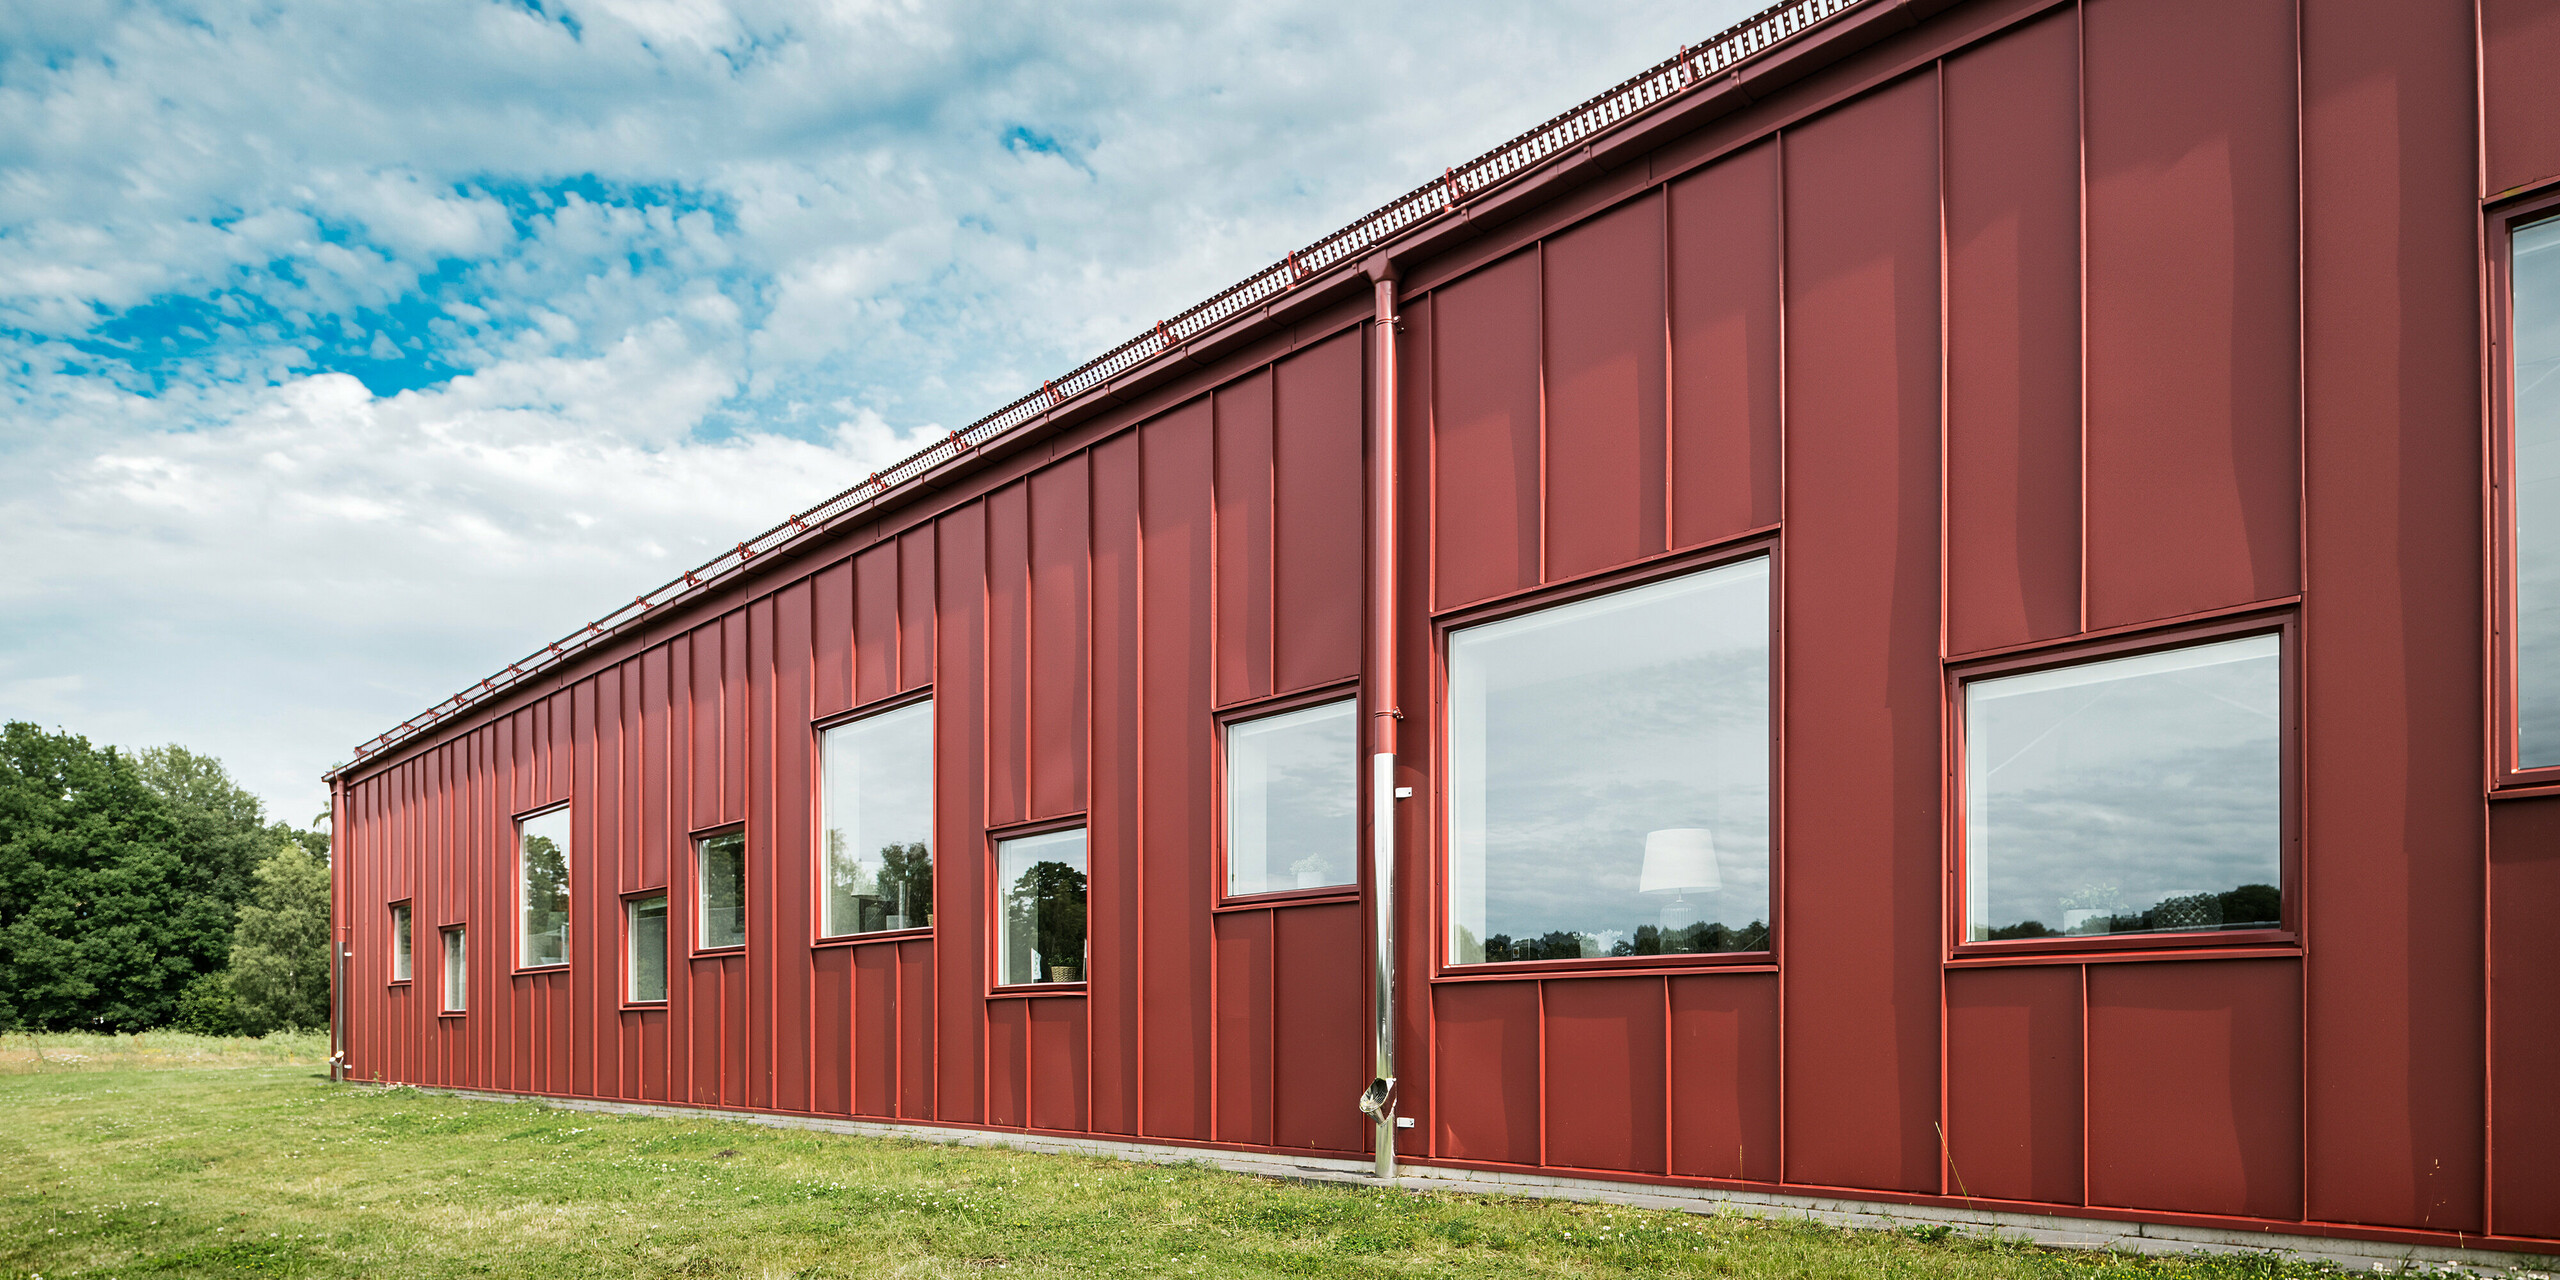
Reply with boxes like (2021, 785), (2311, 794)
(1225, 699), (1357, 897)
(820, 701), (935, 935)
(1447, 558), (1771, 964)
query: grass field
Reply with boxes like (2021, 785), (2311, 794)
(0, 1033), (2464, 1279)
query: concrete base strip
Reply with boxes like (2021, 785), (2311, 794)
(392, 1085), (2554, 1275)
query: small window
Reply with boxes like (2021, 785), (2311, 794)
(390, 903), (412, 982)
(441, 927), (467, 1013)
(996, 828), (1086, 986)
(628, 895), (669, 1003)
(1961, 634), (2284, 943)
(1448, 559), (1772, 964)
(1224, 699), (1358, 897)
(697, 830), (747, 950)
(2511, 214), (2560, 768)
(518, 806), (571, 969)
(819, 700), (935, 936)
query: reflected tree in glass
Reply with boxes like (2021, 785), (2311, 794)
(1963, 635), (2283, 942)
(1447, 559), (1771, 964)
(1225, 699), (1357, 897)
(821, 701), (935, 934)
(2514, 216), (2560, 765)
(997, 829), (1087, 985)
(698, 831), (746, 949)
(519, 807), (571, 968)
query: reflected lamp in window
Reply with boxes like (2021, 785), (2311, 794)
(441, 927), (467, 1013)
(390, 903), (412, 982)
(1225, 699), (1357, 896)
(697, 830), (746, 950)
(627, 895), (668, 1003)
(1447, 558), (1772, 964)
(996, 828), (1087, 986)
(518, 807), (570, 969)
(819, 701), (935, 936)
(1961, 634), (2284, 943)
(2513, 215), (2560, 767)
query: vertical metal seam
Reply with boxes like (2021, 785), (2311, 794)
(1934, 51), (1956, 1204)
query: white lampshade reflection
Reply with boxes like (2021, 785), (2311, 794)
(1640, 828), (1720, 895)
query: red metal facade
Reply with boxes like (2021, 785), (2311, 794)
(334, 0), (2560, 1255)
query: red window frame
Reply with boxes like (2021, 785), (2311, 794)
(1427, 537), (1782, 984)
(511, 801), (572, 974)
(1211, 680), (1365, 911)
(808, 689), (937, 946)
(687, 821), (747, 958)
(1943, 609), (2302, 964)
(985, 815), (1091, 997)
(619, 886), (671, 1009)
(387, 898), (413, 986)
(2489, 190), (2560, 793)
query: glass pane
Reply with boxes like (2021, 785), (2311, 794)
(391, 904), (411, 981)
(1225, 700), (1358, 896)
(820, 701), (935, 935)
(2517, 217), (2560, 765)
(628, 896), (668, 1003)
(996, 829), (1087, 985)
(443, 929), (467, 1012)
(519, 807), (571, 968)
(1448, 559), (1771, 964)
(1963, 635), (2283, 942)
(698, 832), (747, 949)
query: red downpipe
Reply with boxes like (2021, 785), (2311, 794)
(1359, 256), (1405, 1178)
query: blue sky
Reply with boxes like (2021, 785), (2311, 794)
(0, 0), (1760, 827)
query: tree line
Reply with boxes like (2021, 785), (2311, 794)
(0, 721), (331, 1035)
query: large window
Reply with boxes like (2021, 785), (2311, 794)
(1961, 633), (2284, 943)
(996, 828), (1086, 986)
(627, 895), (668, 1003)
(1448, 558), (1771, 965)
(518, 807), (570, 969)
(1224, 699), (1358, 897)
(2513, 213), (2560, 768)
(697, 831), (746, 950)
(390, 903), (412, 982)
(441, 927), (467, 1013)
(819, 701), (935, 936)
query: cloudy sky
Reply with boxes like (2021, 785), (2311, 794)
(0, 0), (1761, 829)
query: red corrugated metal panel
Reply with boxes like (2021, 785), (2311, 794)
(2483, 0), (2560, 197)
(775, 585), (818, 1111)
(2299, 0), (2486, 1232)
(1140, 400), (1216, 1139)
(1392, 283), (1435, 1163)
(1029, 456), (1090, 819)
(2489, 797), (2560, 1238)
(853, 944), (897, 1117)
(986, 484), (1031, 829)
(1431, 250), (1543, 609)
(1777, 70), (1944, 1195)
(1028, 997), (1089, 1133)
(1945, 965), (2083, 1206)
(2081, 0), (2300, 629)
(1667, 140), (1782, 550)
(1943, 7), (2081, 654)
(898, 939), (935, 1118)
(1216, 373), (1276, 707)
(1543, 193), (1668, 583)
(1667, 973), (1780, 1183)
(1432, 980), (1541, 1166)
(899, 528), (936, 693)
(988, 998), (1029, 1128)
(815, 949), (854, 1114)
(1088, 432), (1144, 1136)
(1271, 901), (1366, 1153)
(855, 543), (898, 706)
(813, 561), (853, 719)
(1270, 330), (1365, 693)
(935, 506), (988, 1122)
(1213, 909), (1275, 1146)
(2086, 960), (2301, 1220)
(1543, 977), (1669, 1175)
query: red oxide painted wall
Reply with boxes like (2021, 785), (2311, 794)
(336, 0), (2560, 1254)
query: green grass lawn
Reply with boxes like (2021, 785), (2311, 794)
(0, 1034), (2375, 1279)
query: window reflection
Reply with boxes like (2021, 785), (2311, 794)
(2515, 216), (2560, 765)
(628, 895), (668, 1003)
(519, 807), (570, 968)
(1447, 559), (1771, 964)
(697, 831), (746, 949)
(997, 829), (1087, 985)
(820, 701), (935, 935)
(442, 928), (467, 1013)
(1225, 699), (1358, 897)
(1963, 635), (2283, 942)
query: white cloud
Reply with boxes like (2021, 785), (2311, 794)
(0, 0), (1766, 824)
